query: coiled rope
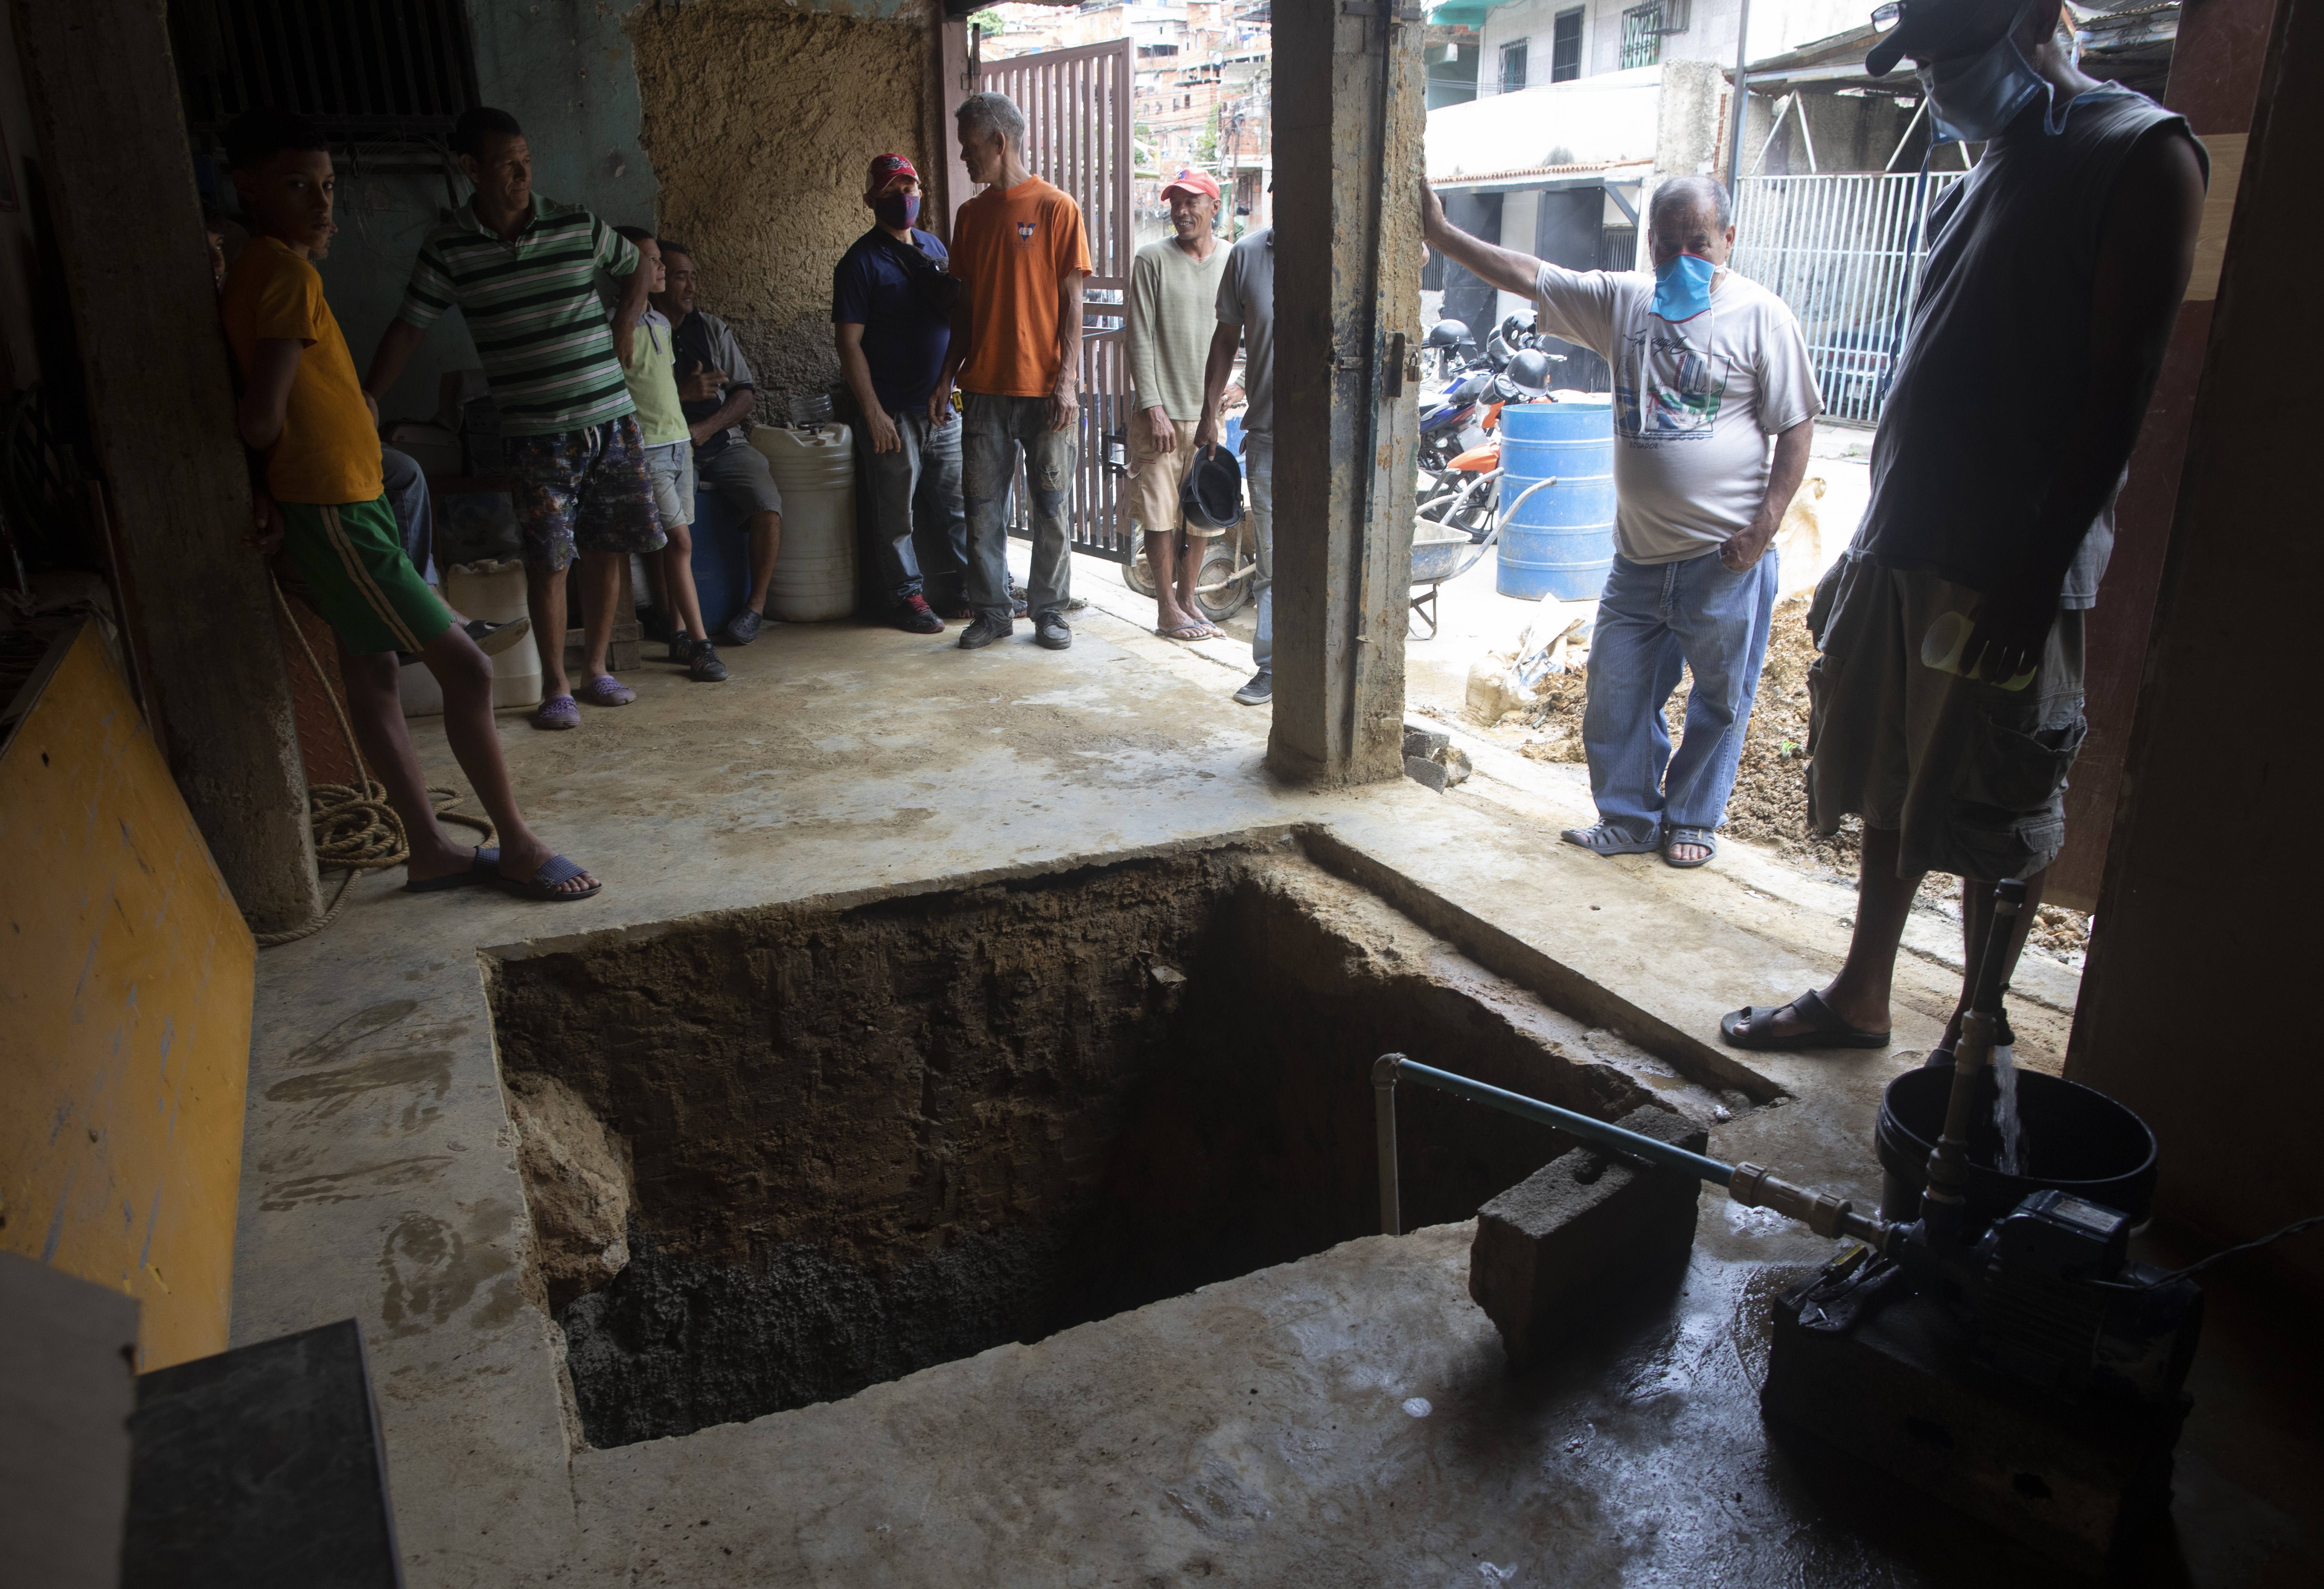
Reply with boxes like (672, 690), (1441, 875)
(255, 576), (493, 947)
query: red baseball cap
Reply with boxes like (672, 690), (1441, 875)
(866, 154), (919, 194)
(1161, 168), (1220, 201)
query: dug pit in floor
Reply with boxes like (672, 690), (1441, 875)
(486, 839), (1739, 1449)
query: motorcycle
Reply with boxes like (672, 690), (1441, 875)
(1418, 348), (1563, 543)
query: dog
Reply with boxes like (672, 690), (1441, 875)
(1774, 474), (1827, 591)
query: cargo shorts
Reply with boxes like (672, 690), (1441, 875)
(504, 413), (668, 573)
(1803, 549), (2089, 882)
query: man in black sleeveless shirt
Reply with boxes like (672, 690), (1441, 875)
(1724, 0), (2206, 1056)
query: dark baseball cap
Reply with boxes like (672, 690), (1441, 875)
(1865, 0), (1994, 79)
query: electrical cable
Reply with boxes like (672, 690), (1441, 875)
(2132, 1212), (2324, 1289)
(253, 575), (492, 948)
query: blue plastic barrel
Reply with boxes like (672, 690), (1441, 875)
(1495, 401), (1616, 601)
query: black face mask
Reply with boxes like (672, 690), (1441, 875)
(873, 192), (920, 231)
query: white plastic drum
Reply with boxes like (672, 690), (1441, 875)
(751, 423), (859, 622)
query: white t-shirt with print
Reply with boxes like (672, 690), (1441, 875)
(1532, 262), (1821, 565)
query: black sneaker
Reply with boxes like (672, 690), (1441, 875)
(722, 607), (765, 646)
(1034, 610), (1072, 650)
(1233, 668), (1273, 705)
(958, 612), (1013, 650)
(669, 633), (699, 664)
(688, 640), (728, 682)
(896, 594), (945, 634)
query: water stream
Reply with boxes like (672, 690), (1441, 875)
(1991, 1043), (2026, 1176)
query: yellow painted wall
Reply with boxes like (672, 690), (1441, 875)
(1, 621), (255, 1369)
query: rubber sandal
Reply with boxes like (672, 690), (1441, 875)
(1156, 622), (1215, 642)
(1721, 988), (1892, 1052)
(577, 674), (635, 707)
(1664, 826), (1718, 869)
(530, 694), (580, 731)
(1561, 821), (1662, 858)
(403, 846), (501, 893)
(494, 854), (602, 903)
(466, 617), (530, 657)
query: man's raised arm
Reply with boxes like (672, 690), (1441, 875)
(1419, 179), (1543, 300)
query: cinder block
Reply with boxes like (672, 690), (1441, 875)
(1468, 1106), (1707, 1368)
(1404, 754), (1450, 791)
(1402, 724), (1451, 760)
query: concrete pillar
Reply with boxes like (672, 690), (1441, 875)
(930, 15), (976, 243)
(1267, 0), (1425, 787)
(16, 0), (321, 933)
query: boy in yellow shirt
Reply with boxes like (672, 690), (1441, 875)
(220, 107), (600, 902)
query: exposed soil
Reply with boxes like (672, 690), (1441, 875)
(1507, 593), (2092, 965)
(488, 845), (1727, 1448)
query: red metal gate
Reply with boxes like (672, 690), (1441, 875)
(978, 39), (1137, 563)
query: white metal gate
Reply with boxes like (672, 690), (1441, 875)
(979, 40), (1137, 562)
(1728, 171), (1963, 425)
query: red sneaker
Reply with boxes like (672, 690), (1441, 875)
(896, 594), (946, 634)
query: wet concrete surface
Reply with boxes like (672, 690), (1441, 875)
(231, 581), (2319, 1586)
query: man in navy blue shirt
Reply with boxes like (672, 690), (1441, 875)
(834, 154), (969, 632)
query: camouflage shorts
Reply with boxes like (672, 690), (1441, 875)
(504, 413), (668, 573)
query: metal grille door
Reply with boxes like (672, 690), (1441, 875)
(979, 40), (1137, 563)
(1728, 171), (1962, 425)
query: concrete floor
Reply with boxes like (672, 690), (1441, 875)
(234, 575), (2320, 1585)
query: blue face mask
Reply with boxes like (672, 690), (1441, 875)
(1917, 31), (2050, 143)
(1650, 253), (1718, 323)
(874, 191), (920, 231)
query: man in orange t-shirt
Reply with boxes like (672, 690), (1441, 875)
(933, 91), (1091, 652)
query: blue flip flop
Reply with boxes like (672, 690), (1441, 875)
(403, 847), (502, 894)
(494, 854), (602, 903)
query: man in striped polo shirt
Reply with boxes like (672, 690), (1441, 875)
(363, 107), (664, 731)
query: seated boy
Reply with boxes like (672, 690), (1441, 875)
(219, 107), (600, 902)
(613, 224), (724, 682)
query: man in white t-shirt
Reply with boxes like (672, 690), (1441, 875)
(1422, 175), (1818, 868)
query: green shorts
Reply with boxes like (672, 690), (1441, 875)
(279, 494), (454, 657)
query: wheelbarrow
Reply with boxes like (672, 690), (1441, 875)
(1409, 474), (1557, 639)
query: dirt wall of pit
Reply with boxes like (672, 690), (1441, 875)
(627, 0), (934, 418)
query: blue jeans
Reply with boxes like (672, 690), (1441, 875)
(381, 445), (437, 583)
(865, 409), (968, 605)
(962, 393), (1076, 619)
(1582, 547), (1779, 841)
(1246, 435), (1273, 672)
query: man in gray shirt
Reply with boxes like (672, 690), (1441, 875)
(1195, 224), (1273, 706)
(1424, 174), (1819, 869)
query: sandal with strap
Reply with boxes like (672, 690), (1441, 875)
(403, 846), (501, 894)
(1560, 821), (1663, 858)
(530, 694), (580, 731)
(494, 854), (603, 903)
(1663, 826), (1718, 869)
(1722, 988), (1891, 1051)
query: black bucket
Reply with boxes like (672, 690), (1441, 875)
(1876, 1063), (2158, 1229)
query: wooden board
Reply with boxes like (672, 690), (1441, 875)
(0, 621), (255, 1370)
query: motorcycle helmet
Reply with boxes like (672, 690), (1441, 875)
(1497, 349), (1556, 401)
(1181, 442), (1245, 532)
(1423, 318), (1471, 350)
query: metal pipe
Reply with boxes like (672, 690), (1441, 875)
(1372, 1054), (1893, 1248)
(1387, 1055), (1736, 1184)
(1373, 1053), (1404, 1236)
(1724, 0), (1755, 191)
